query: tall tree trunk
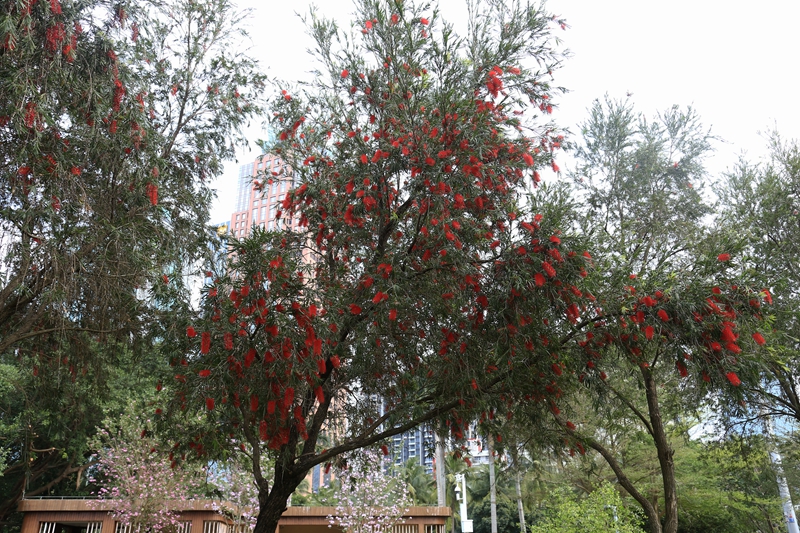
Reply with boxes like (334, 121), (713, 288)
(487, 434), (497, 533)
(510, 447), (526, 533)
(436, 430), (447, 507)
(252, 471), (305, 533)
(641, 366), (677, 533)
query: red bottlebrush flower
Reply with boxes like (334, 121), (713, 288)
(419, 17), (429, 25)
(551, 363), (562, 376)
(725, 342), (741, 354)
(565, 421), (576, 430)
(18, 166), (31, 176)
(162, 274), (169, 284)
(522, 153), (534, 166)
(600, 372), (607, 380)
(710, 341), (722, 352)
(206, 397), (215, 410)
(250, 394), (259, 412)
(156, 381), (162, 391)
(676, 361), (688, 378)
(762, 289), (773, 305)
(198, 369), (210, 378)
(726, 372), (741, 386)
(752, 332), (766, 345)
(551, 160), (560, 172)
(644, 325), (654, 340)
(200, 332), (211, 354)
(441, 292), (454, 300)
(720, 326), (737, 342)
(146, 182), (158, 205)
(541, 261), (556, 278)
(381, 444), (389, 456)
(717, 253), (731, 262)
(331, 354), (341, 368)
(349, 303), (362, 315)
(549, 235), (561, 245)
(389, 309), (397, 321)
(372, 291), (389, 304)
(315, 386), (325, 403)
(341, 69), (349, 78)
(224, 332), (234, 350)
(391, 13), (399, 24)
(360, 154), (368, 164)
(471, 378), (478, 390)
(657, 309), (669, 321)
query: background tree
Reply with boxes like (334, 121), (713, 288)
(0, 0), (266, 521)
(400, 457), (437, 506)
(717, 133), (800, 427)
(532, 96), (772, 533)
(529, 482), (644, 533)
(327, 450), (411, 533)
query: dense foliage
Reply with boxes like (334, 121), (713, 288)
(0, 0), (265, 523)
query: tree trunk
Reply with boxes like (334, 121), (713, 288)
(641, 366), (677, 533)
(511, 448), (525, 533)
(252, 473), (306, 533)
(436, 430), (447, 506)
(487, 434), (497, 533)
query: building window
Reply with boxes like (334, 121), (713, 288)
(261, 206), (267, 219)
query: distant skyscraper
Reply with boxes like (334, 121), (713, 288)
(229, 153), (296, 239)
(391, 424), (436, 473)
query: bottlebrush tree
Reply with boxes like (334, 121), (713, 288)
(160, 1), (588, 532)
(504, 97), (775, 533)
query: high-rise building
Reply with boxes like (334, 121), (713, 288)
(390, 424), (436, 474)
(229, 153), (296, 239)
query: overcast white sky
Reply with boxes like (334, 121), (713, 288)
(211, 0), (800, 222)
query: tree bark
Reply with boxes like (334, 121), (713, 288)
(641, 366), (678, 533)
(510, 447), (525, 533)
(436, 430), (447, 507)
(487, 434), (497, 533)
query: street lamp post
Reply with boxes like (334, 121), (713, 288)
(454, 473), (473, 533)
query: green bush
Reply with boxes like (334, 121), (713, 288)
(529, 483), (644, 533)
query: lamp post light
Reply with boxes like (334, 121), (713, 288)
(454, 473), (473, 533)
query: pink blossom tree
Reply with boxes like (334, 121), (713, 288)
(89, 408), (203, 532)
(328, 450), (411, 533)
